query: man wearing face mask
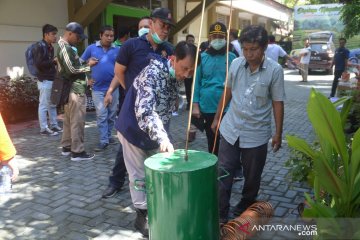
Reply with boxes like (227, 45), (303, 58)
(101, 10), (173, 199)
(192, 22), (237, 156)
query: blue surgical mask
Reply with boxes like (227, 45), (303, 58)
(138, 27), (149, 37)
(151, 31), (164, 44)
(210, 39), (226, 50)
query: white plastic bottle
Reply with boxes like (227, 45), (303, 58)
(0, 165), (12, 194)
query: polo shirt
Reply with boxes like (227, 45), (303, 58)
(265, 44), (287, 62)
(219, 57), (285, 148)
(334, 47), (350, 71)
(80, 41), (119, 92)
(115, 34), (174, 91)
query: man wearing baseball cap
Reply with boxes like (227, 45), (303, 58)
(55, 22), (98, 161)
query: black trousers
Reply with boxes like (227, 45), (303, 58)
(109, 144), (126, 189)
(218, 137), (268, 219)
(330, 70), (344, 98)
(184, 77), (193, 109)
(202, 113), (220, 156)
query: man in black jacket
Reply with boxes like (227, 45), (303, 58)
(34, 24), (62, 136)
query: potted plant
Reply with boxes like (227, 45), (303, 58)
(0, 75), (39, 123)
(286, 89), (360, 239)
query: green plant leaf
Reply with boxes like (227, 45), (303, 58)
(307, 89), (349, 173)
(351, 129), (360, 182)
(286, 135), (316, 159)
(313, 154), (346, 198)
(303, 194), (336, 218)
(339, 97), (353, 128)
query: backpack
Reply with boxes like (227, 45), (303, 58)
(25, 41), (46, 76)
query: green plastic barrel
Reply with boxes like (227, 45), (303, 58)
(144, 149), (219, 240)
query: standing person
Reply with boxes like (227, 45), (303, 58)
(265, 35), (291, 63)
(0, 113), (19, 182)
(229, 30), (241, 57)
(116, 42), (196, 237)
(57, 22), (98, 161)
(184, 34), (196, 110)
(114, 26), (130, 47)
(33, 24), (62, 136)
(192, 22), (237, 155)
(81, 25), (119, 152)
(212, 25), (285, 223)
(102, 10), (173, 199)
(299, 39), (311, 82)
(330, 38), (349, 98)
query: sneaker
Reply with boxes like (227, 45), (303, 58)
(51, 126), (63, 133)
(40, 128), (59, 136)
(62, 146), (71, 156)
(233, 199), (256, 217)
(172, 111), (179, 116)
(71, 151), (95, 161)
(94, 143), (109, 152)
(102, 185), (121, 198)
(134, 208), (149, 237)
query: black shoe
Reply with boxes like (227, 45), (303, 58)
(134, 208), (149, 237)
(102, 186), (121, 198)
(61, 146), (71, 156)
(71, 151), (95, 161)
(233, 199), (256, 217)
(51, 126), (63, 133)
(94, 143), (109, 152)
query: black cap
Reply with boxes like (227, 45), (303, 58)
(209, 22), (227, 36)
(66, 22), (87, 40)
(150, 8), (175, 27)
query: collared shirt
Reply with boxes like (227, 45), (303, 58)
(300, 47), (311, 64)
(115, 55), (177, 150)
(220, 57), (285, 148)
(265, 43), (287, 62)
(231, 39), (242, 57)
(194, 51), (237, 113)
(81, 41), (119, 91)
(115, 34), (174, 92)
(334, 47), (350, 71)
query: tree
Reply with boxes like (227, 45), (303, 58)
(340, 0), (360, 38)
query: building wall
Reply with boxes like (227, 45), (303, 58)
(0, 0), (68, 77)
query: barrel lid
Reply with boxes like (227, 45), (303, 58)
(144, 149), (217, 172)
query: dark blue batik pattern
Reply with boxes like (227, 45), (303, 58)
(134, 57), (178, 144)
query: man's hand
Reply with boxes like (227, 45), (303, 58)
(159, 140), (174, 153)
(271, 134), (282, 152)
(104, 92), (113, 107)
(87, 78), (95, 87)
(211, 118), (219, 133)
(192, 103), (201, 119)
(88, 58), (98, 67)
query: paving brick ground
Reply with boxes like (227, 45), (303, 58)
(0, 70), (334, 239)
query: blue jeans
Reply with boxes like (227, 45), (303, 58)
(37, 80), (59, 131)
(92, 90), (119, 145)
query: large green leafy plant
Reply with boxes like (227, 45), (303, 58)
(286, 89), (360, 237)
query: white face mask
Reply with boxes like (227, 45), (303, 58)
(138, 27), (149, 37)
(210, 39), (226, 50)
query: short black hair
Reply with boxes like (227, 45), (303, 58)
(117, 26), (130, 39)
(186, 34), (195, 41)
(140, 16), (151, 21)
(268, 35), (276, 43)
(239, 25), (268, 49)
(42, 24), (58, 37)
(174, 41), (200, 65)
(339, 37), (347, 42)
(99, 25), (114, 36)
(229, 30), (238, 39)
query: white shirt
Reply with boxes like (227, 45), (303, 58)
(265, 43), (287, 62)
(231, 40), (242, 57)
(300, 47), (311, 64)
